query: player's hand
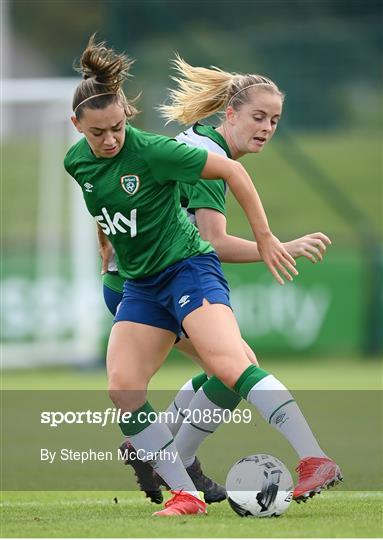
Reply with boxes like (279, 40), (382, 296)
(257, 233), (298, 285)
(284, 232), (332, 263)
(99, 242), (114, 275)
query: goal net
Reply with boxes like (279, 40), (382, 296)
(1, 78), (108, 368)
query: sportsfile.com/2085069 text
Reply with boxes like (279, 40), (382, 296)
(40, 407), (253, 427)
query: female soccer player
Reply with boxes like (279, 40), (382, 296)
(65, 36), (341, 516)
(159, 57), (338, 503)
(102, 56), (338, 506)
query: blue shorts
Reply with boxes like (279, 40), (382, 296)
(114, 252), (231, 335)
(103, 284), (123, 316)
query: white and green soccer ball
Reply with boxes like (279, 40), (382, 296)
(226, 454), (294, 517)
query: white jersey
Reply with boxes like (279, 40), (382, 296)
(176, 126), (228, 158)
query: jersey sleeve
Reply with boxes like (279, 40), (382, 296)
(63, 150), (74, 177)
(63, 139), (88, 181)
(64, 145), (80, 181)
(145, 136), (208, 185)
(186, 179), (226, 216)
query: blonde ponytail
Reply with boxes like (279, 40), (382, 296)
(158, 54), (234, 125)
(159, 54), (284, 125)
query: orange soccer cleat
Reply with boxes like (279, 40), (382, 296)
(294, 457), (343, 502)
(153, 490), (207, 516)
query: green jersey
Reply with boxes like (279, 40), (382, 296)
(177, 124), (231, 218)
(64, 125), (213, 279)
(103, 270), (126, 293)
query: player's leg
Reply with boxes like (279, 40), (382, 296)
(164, 339), (210, 438)
(165, 337), (258, 504)
(107, 319), (206, 516)
(102, 282), (164, 501)
(182, 301), (342, 501)
(171, 338), (257, 468)
(160, 334), (248, 504)
(168, 337), (258, 437)
(148, 332), (230, 505)
(174, 337), (207, 364)
(182, 301), (252, 386)
(105, 282), (221, 506)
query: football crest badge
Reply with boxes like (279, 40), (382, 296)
(121, 175), (140, 195)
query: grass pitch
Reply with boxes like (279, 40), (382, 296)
(1, 358), (382, 537)
(3, 356), (382, 391)
(2, 490), (382, 538)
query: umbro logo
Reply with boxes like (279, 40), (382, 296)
(178, 295), (190, 308)
(275, 413), (287, 426)
(84, 182), (93, 192)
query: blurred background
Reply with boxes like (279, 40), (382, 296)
(1, 0), (382, 381)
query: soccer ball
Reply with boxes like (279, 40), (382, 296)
(226, 454), (293, 517)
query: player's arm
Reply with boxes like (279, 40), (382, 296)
(97, 224), (114, 275)
(200, 152), (297, 284)
(195, 209), (331, 264)
(195, 208), (262, 263)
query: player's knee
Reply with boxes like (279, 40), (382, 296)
(212, 367), (239, 389)
(108, 380), (147, 412)
(211, 356), (251, 389)
(108, 368), (136, 390)
(107, 376), (128, 407)
(108, 370), (145, 390)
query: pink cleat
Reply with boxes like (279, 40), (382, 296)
(294, 457), (343, 502)
(153, 490), (207, 516)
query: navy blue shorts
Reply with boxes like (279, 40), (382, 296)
(114, 252), (231, 335)
(103, 284), (123, 316)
